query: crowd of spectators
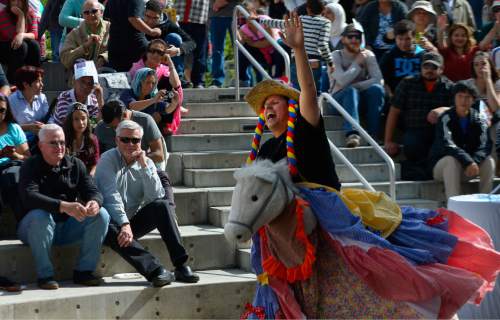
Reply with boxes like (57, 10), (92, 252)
(0, 0), (499, 292)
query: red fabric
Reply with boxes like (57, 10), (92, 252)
(439, 46), (480, 82)
(165, 85), (183, 135)
(325, 233), (484, 319)
(0, 8), (38, 42)
(183, 0), (192, 24)
(423, 80), (436, 93)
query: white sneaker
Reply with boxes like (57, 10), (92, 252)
(345, 134), (361, 148)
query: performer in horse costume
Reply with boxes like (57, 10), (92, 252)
(225, 12), (500, 319)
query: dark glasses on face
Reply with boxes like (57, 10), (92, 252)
(422, 63), (438, 70)
(47, 140), (65, 147)
(119, 137), (141, 144)
(493, 7), (500, 13)
(83, 8), (99, 15)
(345, 34), (362, 40)
(148, 48), (165, 56)
(0, 108), (6, 113)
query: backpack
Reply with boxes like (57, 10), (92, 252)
(98, 72), (131, 102)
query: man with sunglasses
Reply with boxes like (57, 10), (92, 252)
(384, 51), (454, 179)
(95, 120), (199, 286)
(60, 0), (110, 71)
(329, 23), (384, 148)
(17, 124), (110, 289)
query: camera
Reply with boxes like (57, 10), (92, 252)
(162, 90), (175, 103)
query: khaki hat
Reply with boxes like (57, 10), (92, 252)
(244, 79), (300, 115)
(407, 0), (437, 18)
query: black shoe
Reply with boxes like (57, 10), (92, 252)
(38, 277), (59, 290)
(174, 265), (199, 283)
(0, 276), (21, 292)
(149, 267), (174, 287)
(73, 271), (103, 286)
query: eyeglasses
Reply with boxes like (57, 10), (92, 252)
(345, 34), (362, 41)
(119, 136), (141, 144)
(0, 108), (6, 113)
(83, 8), (99, 15)
(46, 140), (65, 147)
(422, 63), (438, 70)
(148, 48), (165, 56)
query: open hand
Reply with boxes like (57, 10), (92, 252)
(281, 12), (304, 50)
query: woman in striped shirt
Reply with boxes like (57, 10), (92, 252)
(258, 0), (334, 94)
(0, 0), (41, 82)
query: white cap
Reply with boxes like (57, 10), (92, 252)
(74, 60), (98, 84)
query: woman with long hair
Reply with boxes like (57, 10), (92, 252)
(120, 67), (180, 135)
(0, 0), (41, 81)
(63, 102), (99, 175)
(129, 39), (186, 134)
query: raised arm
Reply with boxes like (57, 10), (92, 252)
(282, 13), (320, 127)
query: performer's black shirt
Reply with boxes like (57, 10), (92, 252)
(257, 113), (341, 190)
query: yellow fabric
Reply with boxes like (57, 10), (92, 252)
(257, 272), (269, 285)
(297, 183), (402, 238)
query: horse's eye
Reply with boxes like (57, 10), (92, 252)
(251, 195), (258, 201)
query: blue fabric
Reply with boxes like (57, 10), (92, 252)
(17, 208), (110, 278)
(165, 32), (184, 77)
(210, 17), (233, 86)
(0, 123), (27, 166)
(8, 91), (49, 125)
(131, 67), (158, 97)
(298, 187), (457, 265)
(459, 117), (470, 134)
(250, 233), (281, 319)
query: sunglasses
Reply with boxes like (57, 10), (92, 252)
(345, 34), (362, 40)
(493, 7), (500, 13)
(47, 140), (65, 147)
(148, 48), (165, 56)
(0, 108), (6, 113)
(83, 8), (99, 15)
(119, 136), (141, 144)
(422, 63), (438, 70)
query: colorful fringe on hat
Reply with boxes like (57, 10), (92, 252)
(246, 100), (299, 177)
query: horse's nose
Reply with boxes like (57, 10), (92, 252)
(236, 234), (242, 240)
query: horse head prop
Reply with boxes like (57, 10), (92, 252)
(224, 159), (300, 243)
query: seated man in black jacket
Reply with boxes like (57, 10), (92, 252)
(429, 81), (496, 198)
(143, 0), (196, 80)
(17, 124), (110, 290)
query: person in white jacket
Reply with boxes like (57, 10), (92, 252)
(328, 23), (385, 148)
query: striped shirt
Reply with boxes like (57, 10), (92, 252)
(0, 8), (38, 41)
(259, 15), (332, 64)
(175, 0), (210, 25)
(49, 89), (99, 126)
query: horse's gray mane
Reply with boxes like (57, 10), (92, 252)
(234, 159), (294, 188)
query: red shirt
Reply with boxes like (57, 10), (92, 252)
(439, 46), (480, 82)
(0, 7), (38, 42)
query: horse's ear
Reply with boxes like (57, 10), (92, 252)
(254, 171), (275, 184)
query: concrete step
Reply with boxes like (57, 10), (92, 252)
(41, 62), (69, 92)
(237, 249), (252, 273)
(0, 269), (255, 319)
(0, 225), (236, 284)
(183, 102), (255, 118)
(166, 131), (367, 152)
(179, 115), (344, 134)
(182, 88), (250, 103)
(208, 197), (440, 229)
(183, 163), (401, 188)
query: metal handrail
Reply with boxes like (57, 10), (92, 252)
(319, 93), (396, 200)
(232, 5), (291, 100)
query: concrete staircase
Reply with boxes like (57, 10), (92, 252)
(1, 67), (498, 318)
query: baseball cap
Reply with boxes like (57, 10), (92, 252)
(492, 0), (500, 9)
(421, 51), (444, 67)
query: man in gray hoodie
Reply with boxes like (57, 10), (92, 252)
(95, 120), (199, 286)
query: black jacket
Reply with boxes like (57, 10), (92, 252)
(18, 154), (103, 222)
(428, 107), (492, 172)
(38, 0), (64, 37)
(146, 15), (196, 56)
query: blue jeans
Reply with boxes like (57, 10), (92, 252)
(290, 61), (322, 95)
(331, 84), (385, 137)
(17, 208), (110, 279)
(210, 17), (233, 86)
(165, 32), (183, 77)
(50, 28), (63, 62)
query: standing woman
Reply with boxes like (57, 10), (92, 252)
(0, 0), (41, 81)
(63, 102), (99, 175)
(129, 39), (186, 134)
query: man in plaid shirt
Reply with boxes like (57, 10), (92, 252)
(175, 0), (210, 88)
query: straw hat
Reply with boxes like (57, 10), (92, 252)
(244, 79), (300, 115)
(407, 0), (437, 18)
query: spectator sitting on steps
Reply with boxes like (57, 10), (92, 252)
(428, 81), (496, 198)
(384, 51), (454, 180)
(94, 120), (200, 287)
